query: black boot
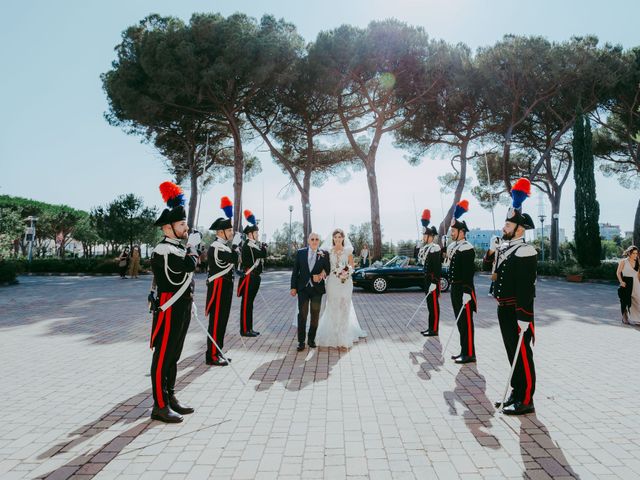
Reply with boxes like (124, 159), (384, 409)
(422, 330), (438, 337)
(241, 331), (259, 337)
(297, 343), (305, 352)
(503, 401), (535, 415)
(454, 355), (476, 364)
(169, 395), (194, 415)
(250, 330), (260, 336)
(150, 405), (183, 423)
(451, 353), (462, 360)
(502, 391), (516, 408)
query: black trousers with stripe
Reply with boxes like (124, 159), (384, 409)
(498, 305), (536, 405)
(425, 284), (441, 333)
(239, 274), (261, 334)
(150, 295), (191, 409)
(451, 284), (476, 357)
(205, 276), (233, 362)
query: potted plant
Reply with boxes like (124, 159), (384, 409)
(564, 265), (584, 283)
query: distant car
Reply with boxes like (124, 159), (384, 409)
(353, 255), (450, 294)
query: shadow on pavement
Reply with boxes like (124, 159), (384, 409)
(443, 364), (502, 450)
(36, 351), (211, 479)
(250, 347), (342, 392)
(409, 338), (444, 381)
(518, 415), (581, 479)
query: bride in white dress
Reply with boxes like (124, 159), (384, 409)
(315, 228), (367, 348)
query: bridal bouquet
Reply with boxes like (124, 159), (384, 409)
(336, 265), (352, 284)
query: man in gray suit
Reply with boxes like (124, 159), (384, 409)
(290, 232), (331, 351)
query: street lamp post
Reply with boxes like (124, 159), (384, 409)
(288, 205), (293, 257)
(538, 214), (546, 262)
(25, 216), (38, 263)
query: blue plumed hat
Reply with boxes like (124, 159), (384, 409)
(155, 181), (186, 226)
(210, 196), (233, 231)
(506, 178), (535, 230)
(450, 199), (469, 232)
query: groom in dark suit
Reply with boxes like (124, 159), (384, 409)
(290, 232), (331, 351)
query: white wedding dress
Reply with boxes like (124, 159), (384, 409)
(315, 245), (367, 348)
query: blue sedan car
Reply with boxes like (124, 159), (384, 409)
(352, 255), (450, 294)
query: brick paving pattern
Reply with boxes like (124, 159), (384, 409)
(0, 271), (639, 479)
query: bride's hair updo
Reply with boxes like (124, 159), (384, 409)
(332, 228), (345, 246)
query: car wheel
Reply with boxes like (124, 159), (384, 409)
(372, 277), (388, 293)
(439, 276), (450, 292)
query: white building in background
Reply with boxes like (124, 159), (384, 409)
(466, 228), (501, 250)
(599, 223), (622, 240)
(624, 231), (634, 239)
(533, 227), (566, 244)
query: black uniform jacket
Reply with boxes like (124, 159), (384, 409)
(151, 237), (197, 295)
(418, 242), (442, 286)
(493, 237), (537, 325)
(241, 240), (267, 276)
(208, 238), (238, 281)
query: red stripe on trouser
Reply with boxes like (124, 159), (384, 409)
(205, 277), (220, 315)
(432, 290), (438, 331)
(151, 292), (171, 346)
(242, 276), (250, 333)
(155, 305), (172, 408)
(212, 278), (222, 360)
(520, 338), (533, 404)
(466, 303), (472, 356)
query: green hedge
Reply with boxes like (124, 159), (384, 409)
(0, 260), (18, 284)
(265, 256), (295, 269)
(2, 257), (152, 275)
(537, 261), (617, 280)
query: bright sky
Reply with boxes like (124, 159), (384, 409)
(2, 0), (639, 242)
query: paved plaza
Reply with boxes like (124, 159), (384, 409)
(1, 271), (639, 479)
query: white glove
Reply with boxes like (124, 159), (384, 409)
(490, 236), (500, 251)
(231, 231), (243, 247)
(428, 283), (437, 293)
(517, 320), (531, 332)
(462, 293), (472, 305)
(187, 230), (202, 248)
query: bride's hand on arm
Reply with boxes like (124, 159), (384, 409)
(348, 254), (354, 270)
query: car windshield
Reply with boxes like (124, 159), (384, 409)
(384, 255), (409, 268)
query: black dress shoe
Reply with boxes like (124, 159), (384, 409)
(297, 343), (305, 351)
(206, 358), (229, 366)
(250, 330), (260, 336)
(454, 355), (476, 364)
(420, 329), (429, 335)
(150, 405), (183, 423)
(169, 395), (194, 415)
(503, 391), (516, 408)
(451, 353), (462, 360)
(241, 332), (259, 337)
(308, 341), (317, 348)
(422, 331), (439, 337)
(503, 401), (535, 415)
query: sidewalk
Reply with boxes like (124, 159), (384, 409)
(0, 273), (638, 479)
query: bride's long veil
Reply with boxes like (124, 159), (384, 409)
(319, 231), (354, 256)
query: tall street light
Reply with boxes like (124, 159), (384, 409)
(288, 205), (293, 257)
(538, 213), (546, 262)
(25, 216), (38, 263)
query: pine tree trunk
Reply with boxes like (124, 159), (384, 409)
(229, 117), (244, 230)
(365, 161), (383, 261)
(502, 127), (514, 192)
(187, 157), (198, 229)
(301, 170), (312, 246)
(439, 142), (468, 238)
